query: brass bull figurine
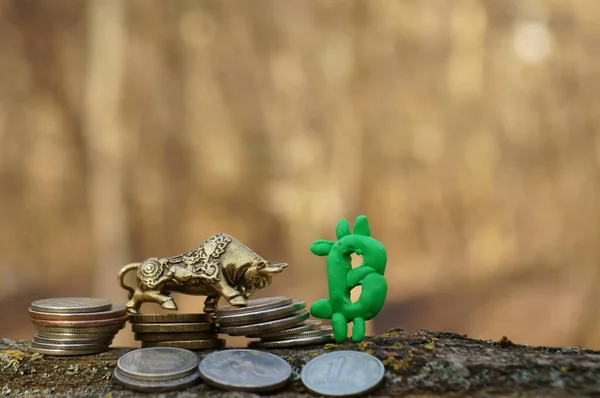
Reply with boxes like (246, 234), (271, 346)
(118, 233), (288, 314)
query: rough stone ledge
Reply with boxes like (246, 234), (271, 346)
(2, 329), (600, 397)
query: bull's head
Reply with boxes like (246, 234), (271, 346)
(219, 234), (289, 298)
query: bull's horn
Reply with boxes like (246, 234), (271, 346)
(270, 262), (288, 268)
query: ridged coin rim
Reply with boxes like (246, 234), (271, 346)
(113, 368), (201, 393)
(215, 297), (292, 316)
(217, 311), (310, 336)
(30, 298), (112, 314)
(215, 300), (305, 326)
(117, 347), (200, 382)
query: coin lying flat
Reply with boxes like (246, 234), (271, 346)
(216, 300), (306, 327)
(30, 298), (113, 314)
(301, 351), (385, 397)
(128, 313), (213, 323)
(259, 326), (333, 342)
(36, 331), (117, 340)
(198, 349), (291, 392)
(141, 339), (225, 350)
(34, 335), (113, 345)
(30, 315), (129, 328)
(28, 305), (127, 321)
(28, 345), (106, 356)
(217, 311), (309, 336)
(35, 323), (125, 334)
(31, 340), (106, 350)
(113, 368), (201, 393)
(249, 334), (333, 349)
(134, 332), (218, 342)
(216, 297), (292, 317)
(132, 322), (214, 333)
(250, 320), (322, 339)
(117, 347), (200, 381)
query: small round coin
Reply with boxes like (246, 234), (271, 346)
(217, 311), (310, 336)
(117, 347), (200, 381)
(132, 322), (214, 334)
(141, 339), (225, 350)
(249, 334), (333, 349)
(128, 313), (213, 324)
(28, 305), (127, 321)
(30, 315), (128, 328)
(30, 298), (112, 314)
(246, 320), (322, 339)
(31, 340), (106, 350)
(198, 349), (291, 392)
(215, 297), (292, 316)
(28, 345), (107, 356)
(36, 331), (117, 340)
(301, 351), (385, 397)
(216, 300), (306, 327)
(33, 335), (113, 345)
(260, 326), (333, 342)
(113, 368), (201, 392)
(34, 323), (124, 334)
(134, 332), (218, 342)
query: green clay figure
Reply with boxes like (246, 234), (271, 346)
(309, 215), (388, 343)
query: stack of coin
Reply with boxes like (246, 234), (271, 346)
(215, 296), (334, 348)
(28, 297), (127, 356)
(114, 347), (202, 392)
(129, 313), (224, 350)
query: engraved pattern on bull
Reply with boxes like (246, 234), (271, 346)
(118, 233), (288, 314)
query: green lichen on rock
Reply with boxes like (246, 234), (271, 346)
(2, 330), (600, 397)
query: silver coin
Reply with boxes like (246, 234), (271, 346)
(30, 298), (112, 314)
(260, 326), (333, 342)
(117, 347), (200, 381)
(198, 349), (291, 392)
(34, 323), (124, 334)
(113, 368), (201, 393)
(217, 311), (309, 336)
(249, 334), (333, 349)
(28, 345), (107, 356)
(215, 297), (292, 316)
(32, 336), (111, 347)
(301, 351), (385, 397)
(216, 300), (306, 326)
(246, 320), (321, 338)
(36, 331), (117, 340)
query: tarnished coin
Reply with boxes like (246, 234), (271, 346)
(28, 345), (107, 356)
(198, 349), (291, 392)
(35, 323), (125, 334)
(249, 334), (333, 349)
(117, 347), (200, 381)
(30, 298), (112, 314)
(113, 368), (201, 393)
(216, 300), (306, 327)
(30, 315), (128, 328)
(217, 311), (309, 336)
(215, 297), (292, 316)
(246, 320), (322, 339)
(28, 305), (127, 321)
(260, 326), (333, 342)
(301, 351), (385, 397)
(128, 313), (213, 324)
(134, 332), (218, 342)
(141, 339), (225, 350)
(34, 335), (113, 345)
(132, 322), (214, 333)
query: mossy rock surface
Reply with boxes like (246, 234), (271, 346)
(2, 329), (600, 397)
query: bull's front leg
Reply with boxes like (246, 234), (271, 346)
(215, 280), (247, 307)
(203, 295), (220, 314)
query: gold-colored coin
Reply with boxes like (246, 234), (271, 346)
(128, 313), (213, 324)
(132, 322), (215, 333)
(141, 339), (225, 350)
(134, 332), (218, 342)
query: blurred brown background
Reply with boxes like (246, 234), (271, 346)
(1, 0), (600, 349)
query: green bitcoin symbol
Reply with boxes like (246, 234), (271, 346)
(309, 215), (388, 343)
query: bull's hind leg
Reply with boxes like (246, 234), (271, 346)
(125, 289), (144, 314)
(203, 295), (220, 314)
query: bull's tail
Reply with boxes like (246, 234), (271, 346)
(118, 263), (140, 300)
